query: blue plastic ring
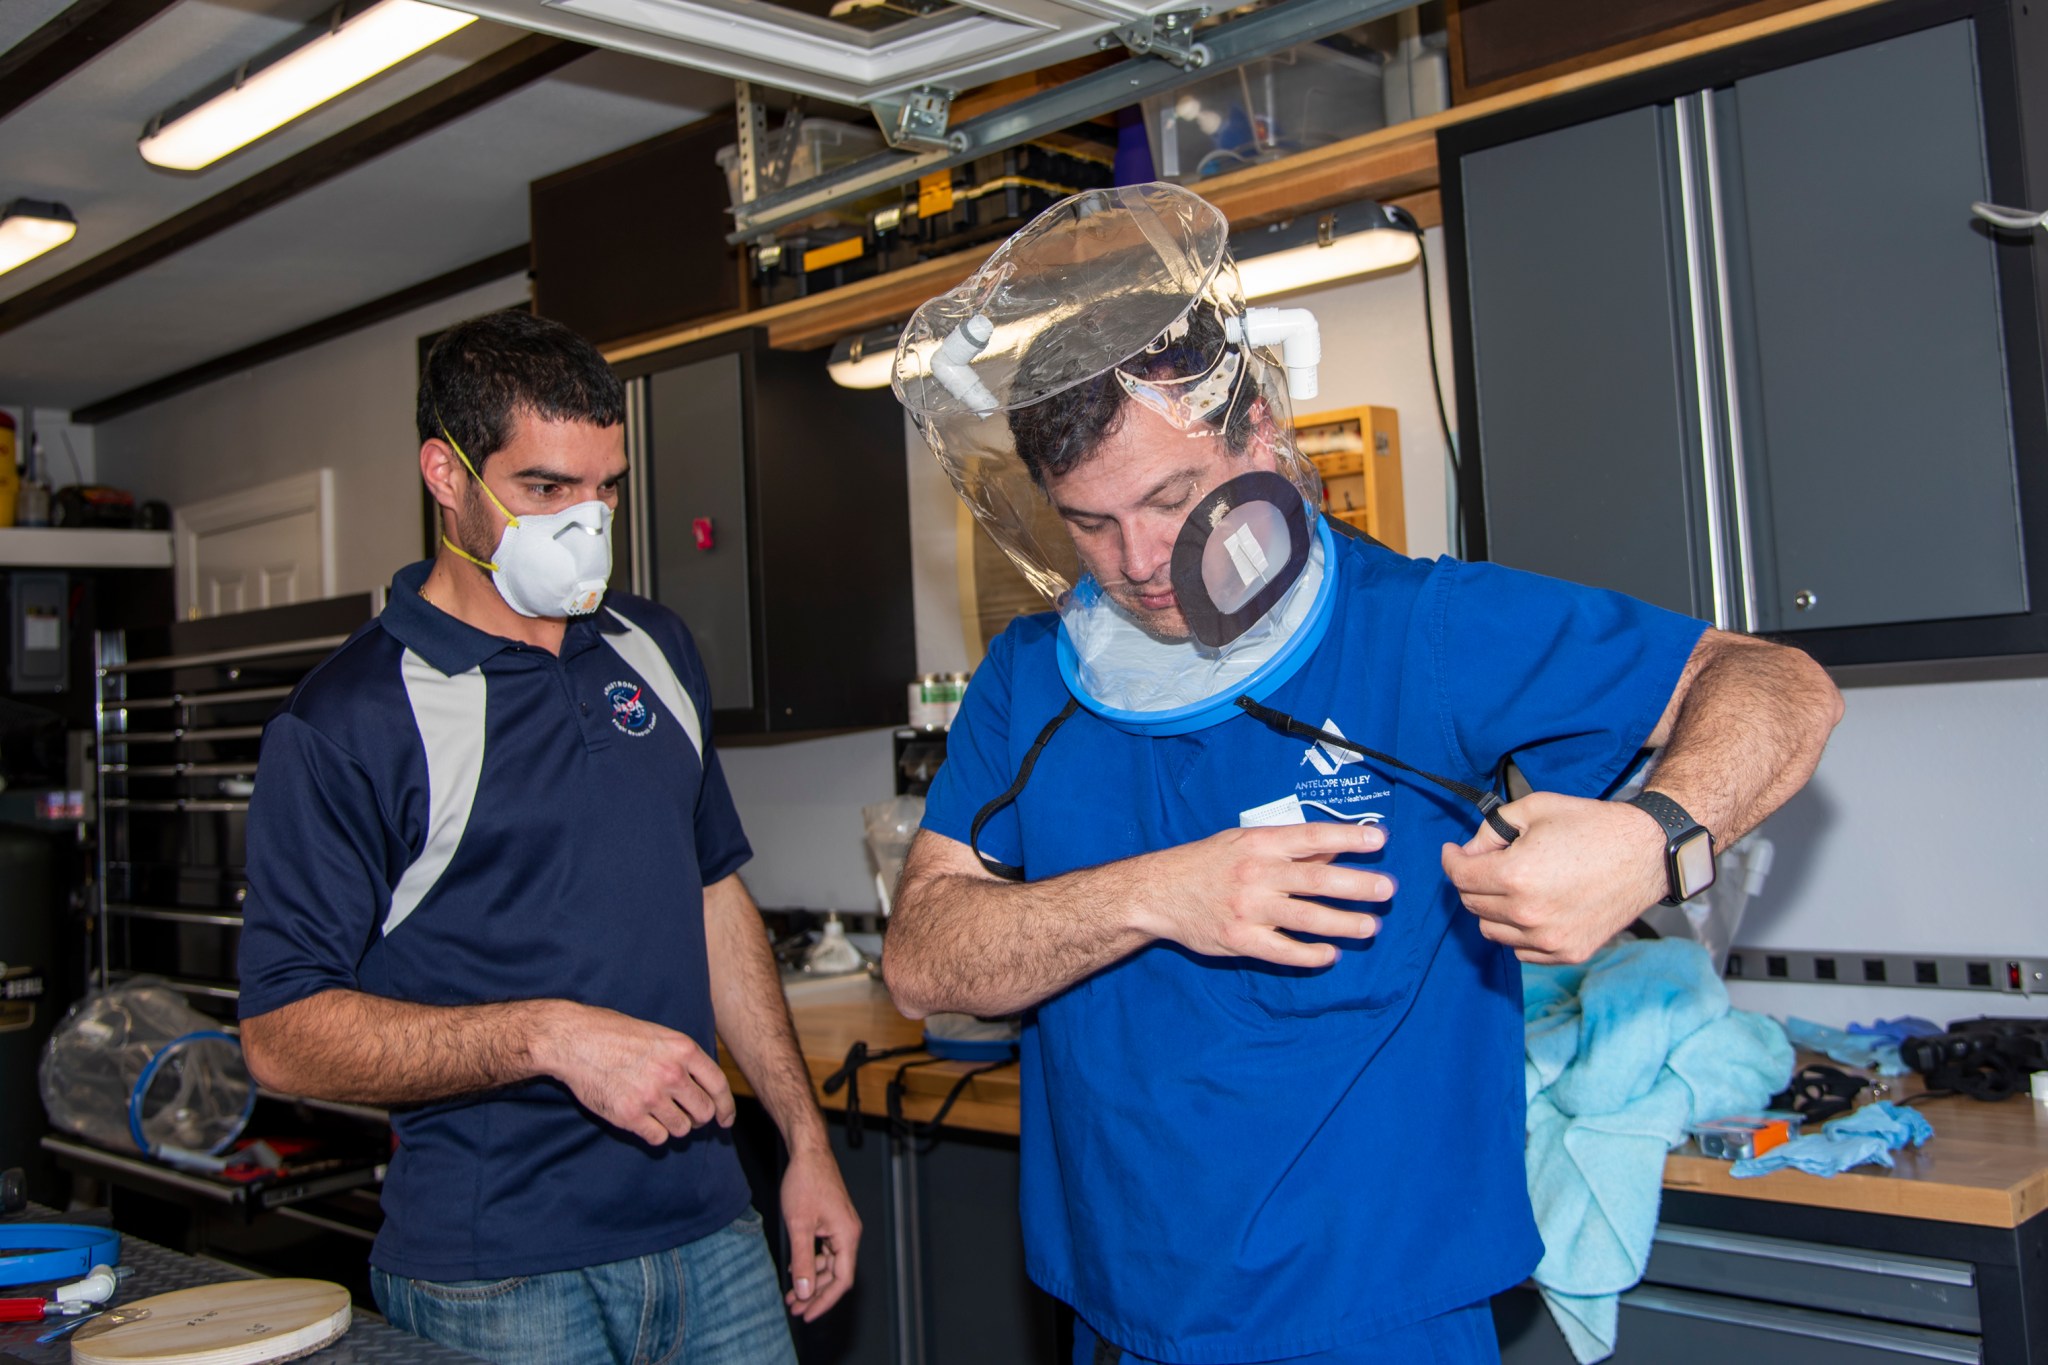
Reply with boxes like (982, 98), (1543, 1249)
(0, 1225), (121, 1287)
(127, 1029), (252, 1158)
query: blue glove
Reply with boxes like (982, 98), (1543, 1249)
(1731, 1132), (1896, 1178)
(1825, 1100), (1935, 1148)
(1783, 1017), (1908, 1075)
(1846, 1016), (1943, 1044)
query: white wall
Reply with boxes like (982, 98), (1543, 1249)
(1284, 228), (1458, 560)
(0, 408), (97, 488)
(1728, 667), (2048, 1024)
(92, 273), (530, 597)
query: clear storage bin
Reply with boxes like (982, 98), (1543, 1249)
(717, 117), (886, 207)
(1143, 43), (1386, 184)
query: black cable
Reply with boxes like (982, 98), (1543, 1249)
(1234, 695), (1520, 844)
(1385, 204), (1465, 559)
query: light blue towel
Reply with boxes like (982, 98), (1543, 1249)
(1729, 1100), (1936, 1178)
(1524, 940), (1793, 1364)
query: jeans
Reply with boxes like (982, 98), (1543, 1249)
(372, 1210), (797, 1365)
(1074, 1300), (1501, 1365)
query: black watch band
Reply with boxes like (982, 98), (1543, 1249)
(1625, 790), (1716, 905)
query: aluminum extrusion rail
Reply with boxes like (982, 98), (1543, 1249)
(727, 0), (1414, 242)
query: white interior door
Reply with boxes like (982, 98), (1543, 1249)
(173, 471), (336, 620)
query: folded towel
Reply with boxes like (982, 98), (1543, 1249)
(1524, 940), (1793, 1364)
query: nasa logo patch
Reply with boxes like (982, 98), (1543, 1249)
(604, 680), (658, 737)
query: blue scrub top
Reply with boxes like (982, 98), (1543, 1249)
(923, 537), (1705, 1362)
(239, 561), (754, 1282)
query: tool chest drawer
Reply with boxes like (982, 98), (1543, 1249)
(1645, 1224), (1980, 1334)
(1495, 1283), (1982, 1365)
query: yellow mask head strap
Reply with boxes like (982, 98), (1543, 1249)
(434, 409), (518, 574)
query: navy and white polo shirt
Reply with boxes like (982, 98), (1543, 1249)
(238, 560), (753, 1282)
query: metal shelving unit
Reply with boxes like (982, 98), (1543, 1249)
(65, 597), (396, 1265)
(89, 604), (367, 1007)
(91, 629), (348, 1002)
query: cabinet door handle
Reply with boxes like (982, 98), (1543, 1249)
(1676, 94), (1734, 630)
(1972, 201), (2048, 231)
(1702, 88), (1759, 633)
(1794, 589), (1819, 612)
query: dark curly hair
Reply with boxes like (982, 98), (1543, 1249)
(1008, 302), (1256, 485)
(417, 311), (624, 471)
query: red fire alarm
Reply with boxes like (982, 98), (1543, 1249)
(692, 517), (715, 551)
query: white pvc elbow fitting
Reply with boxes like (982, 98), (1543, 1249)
(931, 313), (1000, 418)
(1226, 307), (1322, 402)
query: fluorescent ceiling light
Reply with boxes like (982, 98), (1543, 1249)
(828, 326), (902, 390)
(138, 0), (478, 171)
(0, 200), (77, 276)
(1234, 201), (1422, 301)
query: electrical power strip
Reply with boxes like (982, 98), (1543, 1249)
(1725, 947), (2048, 996)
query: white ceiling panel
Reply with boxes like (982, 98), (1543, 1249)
(0, 0), (530, 302)
(0, 48), (733, 409)
(0, 0), (80, 57)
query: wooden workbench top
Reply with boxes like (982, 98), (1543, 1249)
(731, 976), (2048, 1230)
(726, 973), (1022, 1138)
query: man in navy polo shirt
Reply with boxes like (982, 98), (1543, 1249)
(882, 186), (1841, 1362)
(238, 311), (858, 1365)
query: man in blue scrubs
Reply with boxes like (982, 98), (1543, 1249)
(883, 186), (1841, 1362)
(237, 312), (859, 1365)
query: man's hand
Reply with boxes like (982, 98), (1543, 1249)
(531, 1002), (735, 1145)
(1134, 822), (1393, 968)
(1441, 792), (1668, 964)
(780, 1144), (861, 1322)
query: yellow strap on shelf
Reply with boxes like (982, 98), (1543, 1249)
(917, 171), (956, 220)
(803, 237), (866, 273)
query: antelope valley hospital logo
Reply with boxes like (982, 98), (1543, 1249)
(1240, 718), (1394, 828)
(604, 680), (658, 737)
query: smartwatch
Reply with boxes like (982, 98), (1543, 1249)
(1626, 790), (1716, 905)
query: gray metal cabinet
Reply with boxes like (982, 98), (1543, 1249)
(1459, 106), (1710, 619)
(1497, 1193), (2048, 1364)
(732, 1103), (1061, 1365)
(1444, 0), (2048, 664)
(615, 329), (916, 736)
(1725, 22), (2024, 634)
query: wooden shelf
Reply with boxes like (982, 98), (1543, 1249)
(603, 0), (1888, 366)
(0, 527), (171, 568)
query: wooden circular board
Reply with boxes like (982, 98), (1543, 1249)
(71, 1280), (350, 1365)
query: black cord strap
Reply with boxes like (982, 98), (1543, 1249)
(968, 697), (1081, 881)
(822, 1040), (925, 1147)
(1233, 695), (1521, 844)
(885, 1054), (1019, 1147)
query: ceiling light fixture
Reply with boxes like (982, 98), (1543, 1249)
(0, 200), (78, 276)
(1233, 200), (1422, 301)
(827, 325), (903, 390)
(138, 0), (478, 171)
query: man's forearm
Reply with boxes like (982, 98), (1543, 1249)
(241, 989), (556, 1104)
(1646, 633), (1843, 844)
(703, 875), (830, 1157)
(884, 852), (1153, 1020)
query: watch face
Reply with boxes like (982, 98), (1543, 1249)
(1674, 830), (1717, 900)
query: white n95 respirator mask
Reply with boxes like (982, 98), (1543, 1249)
(437, 423), (613, 618)
(481, 500), (612, 618)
